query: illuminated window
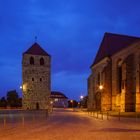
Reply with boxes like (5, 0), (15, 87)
(55, 98), (58, 102)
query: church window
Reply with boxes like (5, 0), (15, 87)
(30, 57), (34, 65)
(40, 78), (42, 82)
(97, 73), (101, 85)
(32, 78), (34, 81)
(118, 65), (122, 93)
(40, 58), (44, 65)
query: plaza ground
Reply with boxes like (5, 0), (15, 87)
(0, 109), (140, 140)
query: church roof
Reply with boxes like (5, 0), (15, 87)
(23, 42), (50, 56)
(91, 32), (140, 67)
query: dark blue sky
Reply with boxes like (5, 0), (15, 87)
(0, 0), (140, 100)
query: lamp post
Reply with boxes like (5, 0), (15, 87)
(78, 102), (80, 108)
(99, 85), (103, 112)
(80, 95), (84, 111)
(50, 101), (53, 112)
(70, 100), (74, 111)
(99, 85), (103, 90)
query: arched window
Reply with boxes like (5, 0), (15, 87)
(30, 57), (34, 65)
(118, 65), (122, 93)
(97, 73), (101, 85)
(40, 58), (44, 65)
(32, 78), (34, 81)
(117, 59), (123, 93)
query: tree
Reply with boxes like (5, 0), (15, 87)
(7, 90), (19, 107)
(0, 97), (7, 107)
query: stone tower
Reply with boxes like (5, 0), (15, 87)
(22, 42), (51, 109)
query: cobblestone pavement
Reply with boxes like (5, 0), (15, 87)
(0, 108), (140, 140)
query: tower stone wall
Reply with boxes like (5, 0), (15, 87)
(22, 43), (51, 109)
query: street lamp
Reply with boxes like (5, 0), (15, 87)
(80, 95), (84, 110)
(99, 85), (103, 112)
(50, 101), (53, 112)
(80, 95), (84, 100)
(78, 102), (80, 108)
(99, 85), (103, 90)
(70, 100), (74, 111)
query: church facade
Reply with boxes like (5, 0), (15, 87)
(22, 42), (51, 109)
(88, 32), (140, 112)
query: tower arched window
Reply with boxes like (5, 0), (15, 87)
(40, 57), (44, 65)
(30, 57), (34, 65)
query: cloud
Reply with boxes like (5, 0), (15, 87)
(52, 71), (88, 99)
(1, 0), (140, 98)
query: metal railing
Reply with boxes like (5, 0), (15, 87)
(87, 110), (140, 121)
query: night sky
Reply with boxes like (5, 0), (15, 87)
(0, 0), (140, 100)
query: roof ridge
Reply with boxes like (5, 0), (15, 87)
(23, 42), (50, 56)
(105, 32), (140, 39)
(90, 32), (140, 67)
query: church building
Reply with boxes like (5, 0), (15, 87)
(88, 32), (140, 112)
(22, 42), (51, 109)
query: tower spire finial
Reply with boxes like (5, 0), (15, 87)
(35, 36), (37, 42)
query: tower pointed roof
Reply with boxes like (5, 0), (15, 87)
(23, 42), (50, 56)
(91, 32), (140, 67)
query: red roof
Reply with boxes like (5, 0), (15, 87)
(91, 32), (140, 67)
(23, 42), (50, 56)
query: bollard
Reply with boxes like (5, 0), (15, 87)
(107, 112), (109, 120)
(135, 112), (137, 122)
(22, 116), (25, 126)
(118, 111), (120, 121)
(3, 117), (6, 128)
(101, 112), (103, 120)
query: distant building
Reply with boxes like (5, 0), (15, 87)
(22, 42), (51, 109)
(88, 32), (140, 112)
(50, 91), (68, 108)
